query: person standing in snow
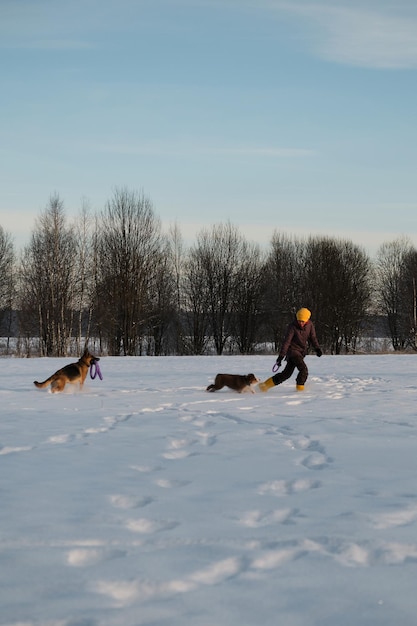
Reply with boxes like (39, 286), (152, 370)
(258, 307), (322, 392)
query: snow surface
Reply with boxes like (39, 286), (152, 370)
(1, 354), (417, 626)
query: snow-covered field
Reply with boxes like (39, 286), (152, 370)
(1, 354), (417, 626)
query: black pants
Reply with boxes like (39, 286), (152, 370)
(272, 354), (308, 386)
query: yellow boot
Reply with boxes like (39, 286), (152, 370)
(296, 384), (304, 391)
(258, 377), (275, 392)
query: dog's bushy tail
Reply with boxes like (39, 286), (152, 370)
(33, 378), (52, 388)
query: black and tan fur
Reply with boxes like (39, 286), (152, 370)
(33, 349), (99, 393)
(206, 373), (259, 394)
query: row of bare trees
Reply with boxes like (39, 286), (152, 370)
(1, 189), (417, 356)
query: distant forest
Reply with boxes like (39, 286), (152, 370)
(1, 188), (416, 357)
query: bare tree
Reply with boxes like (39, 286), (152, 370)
(0, 226), (16, 353)
(302, 236), (372, 354)
(19, 195), (77, 356)
(181, 246), (211, 355)
(146, 238), (176, 355)
(401, 248), (417, 350)
(231, 241), (265, 354)
(94, 188), (162, 355)
(189, 222), (246, 355)
(374, 237), (414, 351)
(166, 223), (187, 354)
(261, 233), (304, 350)
(72, 202), (96, 353)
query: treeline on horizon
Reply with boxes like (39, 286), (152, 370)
(0, 187), (416, 357)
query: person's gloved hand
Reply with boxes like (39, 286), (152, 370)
(315, 348), (323, 357)
(276, 356), (283, 367)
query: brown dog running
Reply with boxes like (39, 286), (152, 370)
(206, 373), (259, 394)
(33, 348), (99, 393)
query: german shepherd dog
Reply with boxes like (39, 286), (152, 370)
(206, 373), (259, 394)
(34, 349), (99, 393)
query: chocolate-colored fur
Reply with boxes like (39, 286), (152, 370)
(206, 373), (259, 394)
(34, 349), (99, 393)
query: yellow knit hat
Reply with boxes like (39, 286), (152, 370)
(296, 308), (311, 322)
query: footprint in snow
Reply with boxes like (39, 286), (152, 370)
(47, 433), (75, 444)
(196, 431), (217, 446)
(233, 507), (301, 527)
(125, 517), (179, 534)
(92, 556), (241, 605)
(299, 451), (333, 470)
(284, 435), (332, 470)
(285, 435), (325, 454)
(130, 464), (164, 473)
(154, 478), (190, 489)
(369, 504), (417, 529)
(167, 437), (196, 449)
(258, 478), (321, 496)
(109, 494), (153, 509)
(162, 436), (197, 459)
(0, 445), (32, 455)
(67, 547), (126, 567)
(162, 449), (195, 459)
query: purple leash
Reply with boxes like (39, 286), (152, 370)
(90, 359), (103, 380)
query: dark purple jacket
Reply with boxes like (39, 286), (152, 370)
(279, 320), (320, 360)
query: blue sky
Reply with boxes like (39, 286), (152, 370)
(2, 0), (417, 256)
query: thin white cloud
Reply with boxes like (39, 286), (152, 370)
(213, 146), (316, 158)
(94, 141), (316, 158)
(6, 0), (416, 67)
(270, 1), (417, 68)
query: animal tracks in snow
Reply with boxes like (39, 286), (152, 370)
(234, 508), (302, 527)
(109, 494), (154, 510)
(125, 518), (179, 534)
(301, 452), (332, 470)
(0, 444), (33, 455)
(67, 547), (126, 567)
(370, 504), (417, 529)
(258, 478), (321, 497)
(162, 429), (217, 459)
(42, 412), (138, 447)
(92, 556), (242, 606)
(284, 434), (333, 470)
(90, 535), (417, 607)
(162, 436), (197, 459)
